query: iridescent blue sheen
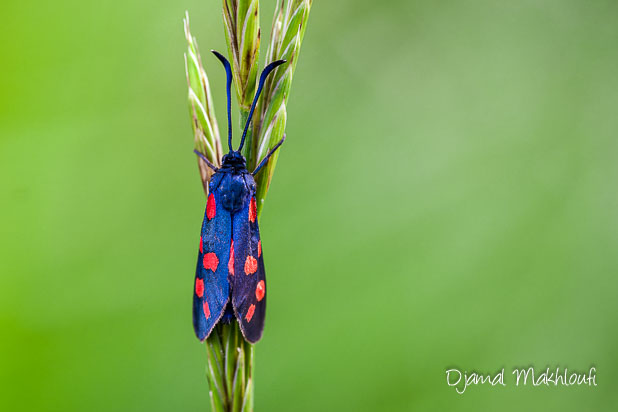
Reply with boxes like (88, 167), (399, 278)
(192, 51), (286, 343)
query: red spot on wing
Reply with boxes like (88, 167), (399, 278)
(199, 237), (203, 254)
(195, 278), (204, 298)
(244, 256), (257, 275)
(203, 253), (219, 272)
(203, 301), (211, 319)
(206, 193), (216, 220)
(249, 197), (257, 223)
(256, 280), (265, 301)
(257, 240), (261, 257)
(228, 240), (234, 275)
(245, 304), (255, 322)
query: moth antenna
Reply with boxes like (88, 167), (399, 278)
(211, 50), (233, 152)
(238, 59), (286, 152)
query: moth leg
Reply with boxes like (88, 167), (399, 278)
(252, 134), (286, 176)
(193, 149), (219, 172)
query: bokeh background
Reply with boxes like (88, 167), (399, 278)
(1, 0), (617, 411)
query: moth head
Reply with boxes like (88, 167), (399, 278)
(221, 151), (247, 170)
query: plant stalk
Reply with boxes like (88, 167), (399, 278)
(184, 1), (311, 410)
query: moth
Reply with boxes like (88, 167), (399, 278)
(192, 51), (286, 344)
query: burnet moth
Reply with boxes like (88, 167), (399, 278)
(192, 50), (286, 344)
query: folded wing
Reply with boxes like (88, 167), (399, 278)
(193, 189), (232, 341)
(232, 194), (267, 343)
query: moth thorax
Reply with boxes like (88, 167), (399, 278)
(221, 175), (249, 212)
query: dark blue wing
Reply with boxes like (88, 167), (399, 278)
(193, 188), (232, 341)
(232, 193), (266, 343)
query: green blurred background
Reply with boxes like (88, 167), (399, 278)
(1, 0), (617, 410)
